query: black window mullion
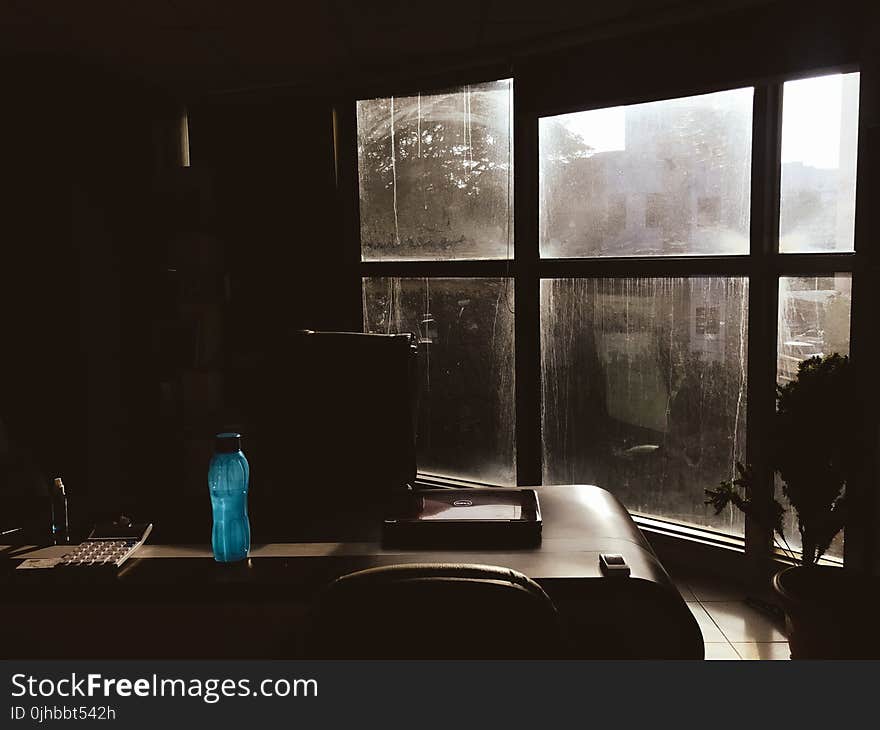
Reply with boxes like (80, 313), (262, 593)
(771, 252), (859, 275)
(537, 256), (752, 278)
(335, 99), (368, 332)
(360, 260), (512, 278)
(514, 100), (542, 486)
(843, 52), (878, 572)
(745, 83), (783, 575)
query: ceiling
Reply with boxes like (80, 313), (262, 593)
(0, 0), (778, 94)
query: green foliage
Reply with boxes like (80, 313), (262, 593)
(705, 462), (785, 541)
(705, 354), (854, 565)
(357, 87), (512, 252)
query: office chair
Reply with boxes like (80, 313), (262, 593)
(303, 563), (567, 659)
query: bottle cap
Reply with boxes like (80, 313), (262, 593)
(215, 432), (242, 453)
(53, 477), (66, 495)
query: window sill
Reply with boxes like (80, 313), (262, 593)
(414, 473), (510, 489)
(413, 473), (843, 573)
(632, 514), (745, 553)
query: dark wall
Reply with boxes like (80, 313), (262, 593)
(0, 69), (82, 505)
(189, 92), (353, 350)
(0, 67), (352, 534)
(0, 62), (171, 529)
(519, 0), (862, 116)
(99, 92), (351, 530)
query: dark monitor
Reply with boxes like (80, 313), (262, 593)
(247, 330), (418, 531)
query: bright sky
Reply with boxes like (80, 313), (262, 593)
(545, 74), (856, 170)
(781, 73), (853, 169)
(559, 105), (626, 154)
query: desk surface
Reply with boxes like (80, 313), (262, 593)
(0, 485), (703, 659)
(3, 485), (666, 587)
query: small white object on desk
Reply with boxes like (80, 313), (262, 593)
(16, 558), (62, 570)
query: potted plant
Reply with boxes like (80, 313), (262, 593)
(705, 353), (877, 658)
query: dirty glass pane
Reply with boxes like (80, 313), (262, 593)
(776, 274), (852, 559)
(541, 277), (749, 534)
(363, 277), (515, 484)
(539, 88), (752, 258)
(777, 275), (852, 384)
(780, 73), (860, 253)
(357, 79), (513, 261)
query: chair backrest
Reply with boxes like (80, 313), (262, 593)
(304, 563), (566, 659)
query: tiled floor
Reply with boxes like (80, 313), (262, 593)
(674, 574), (790, 660)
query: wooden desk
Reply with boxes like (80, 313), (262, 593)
(1, 485), (703, 659)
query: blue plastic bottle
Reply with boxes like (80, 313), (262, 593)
(208, 432), (250, 563)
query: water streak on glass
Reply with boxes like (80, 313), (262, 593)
(780, 73), (860, 253)
(363, 277), (515, 484)
(539, 88), (753, 258)
(357, 79), (513, 260)
(541, 277), (748, 534)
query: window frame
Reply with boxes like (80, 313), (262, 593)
(337, 60), (868, 570)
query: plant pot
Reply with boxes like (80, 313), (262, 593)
(772, 565), (880, 659)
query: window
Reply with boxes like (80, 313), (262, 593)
(363, 277), (515, 484)
(606, 194), (627, 235)
(774, 70), (859, 558)
(695, 305), (721, 336)
(780, 73), (860, 253)
(777, 275), (852, 385)
(538, 87), (753, 532)
(776, 274), (852, 559)
(644, 194), (666, 229)
(698, 197), (721, 228)
(352, 69), (861, 560)
(539, 88), (753, 257)
(357, 79), (513, 260)
(357, 79), (516, 484)
(541, 277), (748, 533)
